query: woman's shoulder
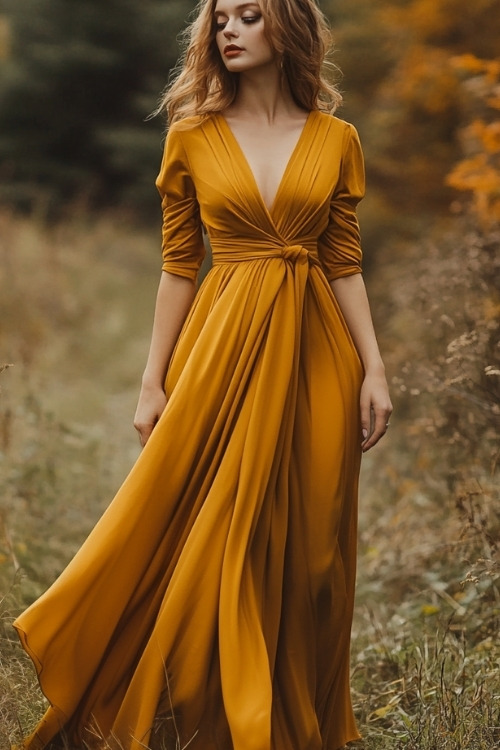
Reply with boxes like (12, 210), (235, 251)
(168, 113), (218, 135)
(167, 115), (203, 136)
(313, 112), (362, 154)
(314, 111), (358, 134)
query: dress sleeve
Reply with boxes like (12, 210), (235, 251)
(155, 126), (205, 282)
(317, 123), (365, 281)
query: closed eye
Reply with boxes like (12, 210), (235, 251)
(215, 14), (261, 30)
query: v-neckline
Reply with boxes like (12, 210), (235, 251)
(216, 111), (315, 217)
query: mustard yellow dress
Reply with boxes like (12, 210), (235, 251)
(14, 110), (365, 750)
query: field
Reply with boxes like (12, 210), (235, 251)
(0, 210), (498, 749)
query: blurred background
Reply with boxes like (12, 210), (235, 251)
(0, 1), (499, 748)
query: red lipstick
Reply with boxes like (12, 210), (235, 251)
(224, 44), (244, 57)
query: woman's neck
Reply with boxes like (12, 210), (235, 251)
(227, 65), (303, 123)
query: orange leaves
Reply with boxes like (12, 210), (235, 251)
(391, 45), (459, 115)
(446, 154), (500, 192)
(464, 120), (500, 154)
(446, 55), (500, 225)
(403, 0), (453, 39)
(450, 54), (500, 82)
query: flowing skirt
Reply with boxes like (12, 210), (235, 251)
(14, 256), (363, 750)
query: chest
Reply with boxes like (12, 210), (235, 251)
(226, 121), (307, 212)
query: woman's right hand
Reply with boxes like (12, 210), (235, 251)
(132, 272), (197, 447)
(133, 382), (168, 447)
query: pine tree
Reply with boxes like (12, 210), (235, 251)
(0, 0), (193, 213)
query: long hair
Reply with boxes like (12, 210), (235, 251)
(158, 0), (342, 124)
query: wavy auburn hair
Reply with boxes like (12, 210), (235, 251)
(159, 0), (342, 124)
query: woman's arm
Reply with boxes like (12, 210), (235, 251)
(134, 271), (197, 446)
(330, 273), (393, 452)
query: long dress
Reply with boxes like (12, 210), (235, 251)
(13, 110), (365, 750)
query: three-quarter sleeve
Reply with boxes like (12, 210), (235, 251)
(318, 123), (365, 281)
(155, 126), (205, 282)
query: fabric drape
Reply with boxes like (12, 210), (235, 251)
(14, 111), (365, 750)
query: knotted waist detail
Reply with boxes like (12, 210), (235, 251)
(211, 239), (321, 269)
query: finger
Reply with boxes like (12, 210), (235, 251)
(360, 395), (372, 444)
(362, 409), (391, 452)
(139, 429), (151, 448)
(134, 421), (155, 448)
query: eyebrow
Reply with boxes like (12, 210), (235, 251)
(214, 3), (260, 15)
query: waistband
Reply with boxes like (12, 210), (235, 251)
(211, 240), (321, 267)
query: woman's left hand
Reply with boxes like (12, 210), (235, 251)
(360, 370), (393, 452)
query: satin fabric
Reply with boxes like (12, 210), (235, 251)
(14, 111), (365, 750)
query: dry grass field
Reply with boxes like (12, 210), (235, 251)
(0, 210), (498, 749)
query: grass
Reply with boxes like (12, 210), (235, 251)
(0, 210), (499, 749)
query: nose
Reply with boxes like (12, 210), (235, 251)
(223, 20), (239, 39)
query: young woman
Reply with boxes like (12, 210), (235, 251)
(14, 1), (392, 748)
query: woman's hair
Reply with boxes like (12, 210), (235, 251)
(158, 0), (342, 124)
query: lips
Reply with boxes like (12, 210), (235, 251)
(224, 44), (244, 56)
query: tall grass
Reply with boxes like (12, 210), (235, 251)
(349, 216), (500, 748)
(0, 209), (159, 747)
(0, 210), (498, 749)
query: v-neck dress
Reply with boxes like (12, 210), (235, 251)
(14, 111), (366, 750)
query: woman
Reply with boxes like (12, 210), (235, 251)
(14, 0), (392, 748)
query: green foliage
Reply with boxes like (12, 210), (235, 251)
(0, 0), (194, 214)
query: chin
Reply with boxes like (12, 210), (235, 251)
(222, 59), (249, 72)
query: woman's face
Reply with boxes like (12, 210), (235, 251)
(214, 1), (275, 73)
